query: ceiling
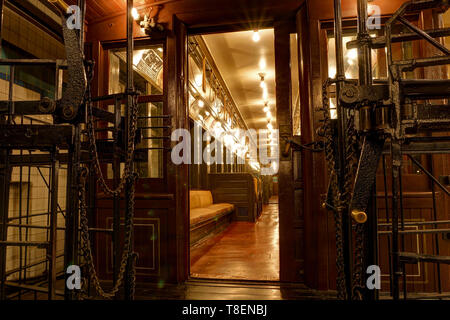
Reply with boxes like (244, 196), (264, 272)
(202, 29), (276, 131)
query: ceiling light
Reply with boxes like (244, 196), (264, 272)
(260, 81), (267, 90)
(131, 8), (140, 20)
(259, 58), (267, 70)
(198, 100), (204, 108)
(252, 30), (260, 42)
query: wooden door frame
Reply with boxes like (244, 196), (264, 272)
(177, 11), (312, 283)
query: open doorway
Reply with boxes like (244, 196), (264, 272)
(187, 29), (280, 281)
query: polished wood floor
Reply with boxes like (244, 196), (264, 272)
(190, 197), (280, 281)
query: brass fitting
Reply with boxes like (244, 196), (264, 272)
(48, 0), (70, 13)
(351, 210), (367, 224)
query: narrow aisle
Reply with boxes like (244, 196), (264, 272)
(190, 197), (279, 281)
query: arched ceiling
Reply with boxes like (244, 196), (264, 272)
(202, 29), (276, 131)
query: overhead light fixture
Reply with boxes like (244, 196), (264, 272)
(252, 30), (260, 42)
(131, 8), (140, 21)
(259, 58), (267, 71)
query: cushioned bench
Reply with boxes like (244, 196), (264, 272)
(190, 190), (234, 246)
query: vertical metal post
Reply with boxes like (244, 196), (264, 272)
(0, 150), (10, 300)
(429, 156), (441, 293)
(124, 0), (135, 301)
(64, 124), (80, 300)
(391, 141), (401, 300)
(48, 148), (59, 300)
(382, 155), (393, 297)
(357, 0), (378, 300)
(333, 0), (352, 300)
(112, 97), (121, 298)
(357, 0), (372, 86)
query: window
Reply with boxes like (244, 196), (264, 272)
(108, 44), (165, 179)
(326, 31), (386, 119)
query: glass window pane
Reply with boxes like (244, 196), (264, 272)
(290, 33), (301, 136)
(109, 45), (164, 95)
(136, 102), (164, 178)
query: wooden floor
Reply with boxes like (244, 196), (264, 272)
(190, 197), (280, 281)
(134, 279), (335, 300)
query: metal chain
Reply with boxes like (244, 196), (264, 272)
(85, 63), (139, 196)
(344, 107), (365, 301)
(321, 79), (347, 300)
(78, 167), (137, 299)
(76, 62), (138, 299)
(321, 79), (365, 300)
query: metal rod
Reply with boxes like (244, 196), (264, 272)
(429, 154), (442, 294)
(333, 0), (352, 300)
(379, 220), (450, 227)
(397, 16), (450, 55)
(379, 228), (450, 235)
(407, 154), (450, 196)
(48, 149), (59, 300)
(382, 155), (393, 297)
(112, 97), (121, 298)
(391, 141), (401, 300)
(124, 0), (135, 301)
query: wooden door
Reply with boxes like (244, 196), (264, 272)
(275, 3), (313, 283)
(94, 15), (189, 284)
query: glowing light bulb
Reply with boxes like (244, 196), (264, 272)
(252, 30), (260, 42)
(263, 107), (269, 113)
(131, 8), (140, 20)
(267, 123), (273, 130)
(347, 48), (358, 60)
(263, 89), (269, 101)
(260, 81), (267, 90)
(194, 74), (203, 87)
(259, 58), (267, 70)
(198, 100), (204, 108)
(266, 111), (272, 118)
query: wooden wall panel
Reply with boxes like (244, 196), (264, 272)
(377, 193), (450, 293)
(95, 199), (172, 282)
(209, 173), (259, 222)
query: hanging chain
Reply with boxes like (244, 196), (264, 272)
(75, 62), (138, 299)
(321, 79), (347, 299)
(85, 63), (139, 197)
(78, 168), (137, 299)
(321, 79), (365, 300)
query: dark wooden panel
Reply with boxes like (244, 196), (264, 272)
(209, 173), (261, 222)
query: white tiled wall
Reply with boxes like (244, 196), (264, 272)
(2, 6), (68, 281)
(2, 7), (65, 60)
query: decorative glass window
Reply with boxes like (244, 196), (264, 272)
(108, 44), (164, 179)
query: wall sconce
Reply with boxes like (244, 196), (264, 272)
(134, 6), (165, 38)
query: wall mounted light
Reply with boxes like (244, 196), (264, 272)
(131, 8), (140, 20)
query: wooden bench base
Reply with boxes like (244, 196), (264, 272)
(190, 210), (233, 247)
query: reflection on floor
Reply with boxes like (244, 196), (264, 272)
(190, 196), (279, 281)
(135, 279), (336, 300)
